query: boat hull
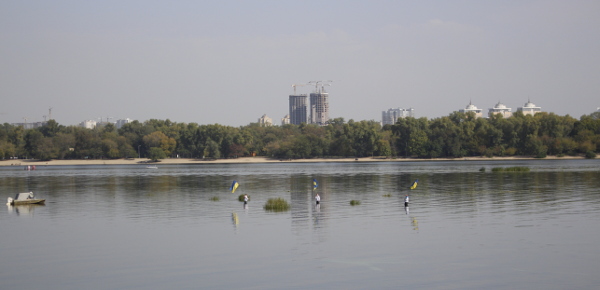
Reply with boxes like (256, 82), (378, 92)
(11, 199), (45, 206)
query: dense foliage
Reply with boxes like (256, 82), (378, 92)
(263, 198), (290, 212)
(1, 111), (599, 161)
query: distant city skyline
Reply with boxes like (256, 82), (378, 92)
(2, 1), (599, 126)
(7, 98), (598, 128)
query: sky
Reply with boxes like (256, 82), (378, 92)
(1, 0), (599, 127)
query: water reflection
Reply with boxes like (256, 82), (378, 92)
(411, 216), (419, 231)
(231, 212), (239, 232)
(1, 161), (600, 289)
(6, 204), (45, 217)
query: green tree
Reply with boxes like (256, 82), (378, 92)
(429, 116), (463, 157)
(24, 130), (44, 159)
(349, 120), (380, 157)
(101, 139), (121, 159)
(39, 119), (62, 137)
(408, 129), (428, 157)
(292, 135), (311, 158)
(101, 123), (116, 134)
(393, 117), (429, 157)
(147, 147), (167, 161)
(116, 136), (137, 158)
(143, 131), (176, 157)
(35, 137), (57, 161)
(0, 140), (16, 159)
(376, 139), (392, 157)
(204, 138), (221, 158)
(74, 128), (102, 159)
(53, 133), (76, 159)
(524, 134), (547, 158)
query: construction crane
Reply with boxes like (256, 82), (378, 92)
(291, 83), (308, 95)
(98, 116), (113, 124)
(308, 80), (333, 94)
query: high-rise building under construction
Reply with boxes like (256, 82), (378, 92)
(310, 92), (329, 126)
(289, 95), (308, 125)
(308, 80), (331, 126)
(289, 81), (331, 126)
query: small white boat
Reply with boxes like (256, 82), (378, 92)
(7, 192), (45, 206)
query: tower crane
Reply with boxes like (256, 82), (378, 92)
(291, 83), (308, 95)
(308, 80), (333, 94)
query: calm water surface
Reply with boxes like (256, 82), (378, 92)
(1, 160), (600, 290)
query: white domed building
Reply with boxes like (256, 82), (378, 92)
(488, 102), (512, 118)
(517, 100), (542, 116)
(459, 101), (483, 118)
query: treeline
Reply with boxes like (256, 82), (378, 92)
(1, 111), (599, 161)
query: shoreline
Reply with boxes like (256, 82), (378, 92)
(0, 155), (589, 167)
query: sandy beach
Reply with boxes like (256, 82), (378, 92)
(0, 155), (587, 167)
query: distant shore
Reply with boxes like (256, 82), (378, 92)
(0, 155), (589, 167)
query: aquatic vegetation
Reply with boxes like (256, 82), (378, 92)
(210, 196), (220, 201)
(264, 198), (290, 212)
(350, 200), (361, 206)
(491, 166), (530, 172)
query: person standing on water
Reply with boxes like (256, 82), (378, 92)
(404, 194), (409, 207)
(315, 193), (320, 205)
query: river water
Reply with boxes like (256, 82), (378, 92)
(1, 160), (599, 289)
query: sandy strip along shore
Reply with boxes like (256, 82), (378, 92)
(0, 155), (587, 167)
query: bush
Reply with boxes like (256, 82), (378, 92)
(264, 198), (290, 212)
(534, 149), (547, 158)
(147, 147), (166, 161)
(350, 200), (361, 206)
(504, 147), (518, 156)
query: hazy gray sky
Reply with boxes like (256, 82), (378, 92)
(1, 0), (599, 126)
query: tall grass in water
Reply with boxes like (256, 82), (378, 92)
(264, 198), (290, 212)
(350, 200), (361, 206)
(491, 166), (530, 172)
